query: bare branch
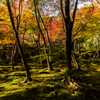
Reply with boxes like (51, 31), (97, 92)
(17, 0), (22, 31)
(72, 0), (94, 40)
(60, 0), (65, 32)
(37, 7), (51, 47)
(33, 0), (46, 47)
(96, 0), (100, 4)
(71, 0), (78, 23)
(6, 0), (16, 32)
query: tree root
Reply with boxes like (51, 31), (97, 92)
(21, 78), (32, 83)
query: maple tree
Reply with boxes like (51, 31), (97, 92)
(75, 4), (100, 61)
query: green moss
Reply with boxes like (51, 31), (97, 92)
(1, 59), (100, 100)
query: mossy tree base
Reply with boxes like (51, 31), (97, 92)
(21, 78), (32, 83)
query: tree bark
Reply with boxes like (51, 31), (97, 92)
(37, 5), (53, 70)
(71, 53), (78, 69)
(78, 43), (80, 54)
(6, 0), (32, 82)
(34, 0), (53, 71)
(60, 0), (78, 83)
(10, 41), (18, 69)
(38, 33), (43, 66)
(73, 40), (76, 51)
(0, 46), (4, 61)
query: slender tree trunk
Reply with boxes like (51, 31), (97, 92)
(34, 0), (52, 71)
(22, 31), (25, 50)
(17, 37), (32, 82)
(6, 0), (32, 82)
(78, 43), (80, 54)
(0, 46), (4, 61)
(71, 42), (80, 70)
(11, 42), (16, 69)
(22, 23), (26, 52)
(71, 51), (80, 70)
(38, 33), (43, 66)
(10, 40), (18, 70)
(73, 40), (76, 51)
(37, 7), (53, 70)
(95, 47), (99, 62)
(71, 53), (78, 69)
(39, 49), (43, 66)
(93, 52), (96, 61)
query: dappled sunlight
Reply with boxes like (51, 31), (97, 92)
(1, 59), (100, 99)
(0, 0), (100, 99)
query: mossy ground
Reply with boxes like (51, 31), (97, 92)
(0, 59), (100, 100)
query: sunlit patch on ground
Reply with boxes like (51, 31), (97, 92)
(0, 60), (100, 100)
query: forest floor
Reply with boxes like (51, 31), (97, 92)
(0, 59), (100, 100)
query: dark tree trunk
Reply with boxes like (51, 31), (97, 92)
(22, 30), (25, 51)
(71, 42), (80, 70)
(71, 53), (78, 69)
(94, 49), (99, 62)
(73, 40), (76, 51)
(37, 6), (53, 70)
(96, 51), (99, 61)
(17, 39), (32, 82)
(60, 0), (78, 83)
(34, 0), (53, 71)
(11, 41), (18, 70)
(6, 0), (32, 82)
(65, 29), (72, 83)
(65, 29), (72, 70)
(0, 46), (4, 60)
(38, 33), (43, 66)
(78, 43), (80, 54)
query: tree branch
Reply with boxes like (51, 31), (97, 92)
(96, 0), (100, 4)
(17, 0), (22, 31)
(33, 0), (46, 47)
(71, 0), (78, 23)
(72, 0), (94, 40)
(37, 7), (51, 47)
(60, 0), (65, 32)
(65, 0), (70, 19)
(6, 0), (16, 32)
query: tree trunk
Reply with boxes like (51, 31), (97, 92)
(78, 43), (80, 54)
(71, 41), (80, 70)
(22, 30), (25, 51)
(48, 23), (53, 69)
(38, 33), (43, 66)
(71, 53), (78, 69)
(94, 48), (99, 62)
(65, 30), (72, 68)
(16, 37), (32, 82)
(63, 0), (78, 83)
(39, 50), (43, 66)
(49, 48), (53, 70)
(34, 0), (52, 71)
(6, 0), (32, 82)
(11, 41), (18, 70)
(37, 6), (53, 70)
(73, 40), (76, 51)
(0, 46), (4, 60)
(23, 23), (26, 53)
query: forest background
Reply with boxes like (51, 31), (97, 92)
(0, 0), (100, 100)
